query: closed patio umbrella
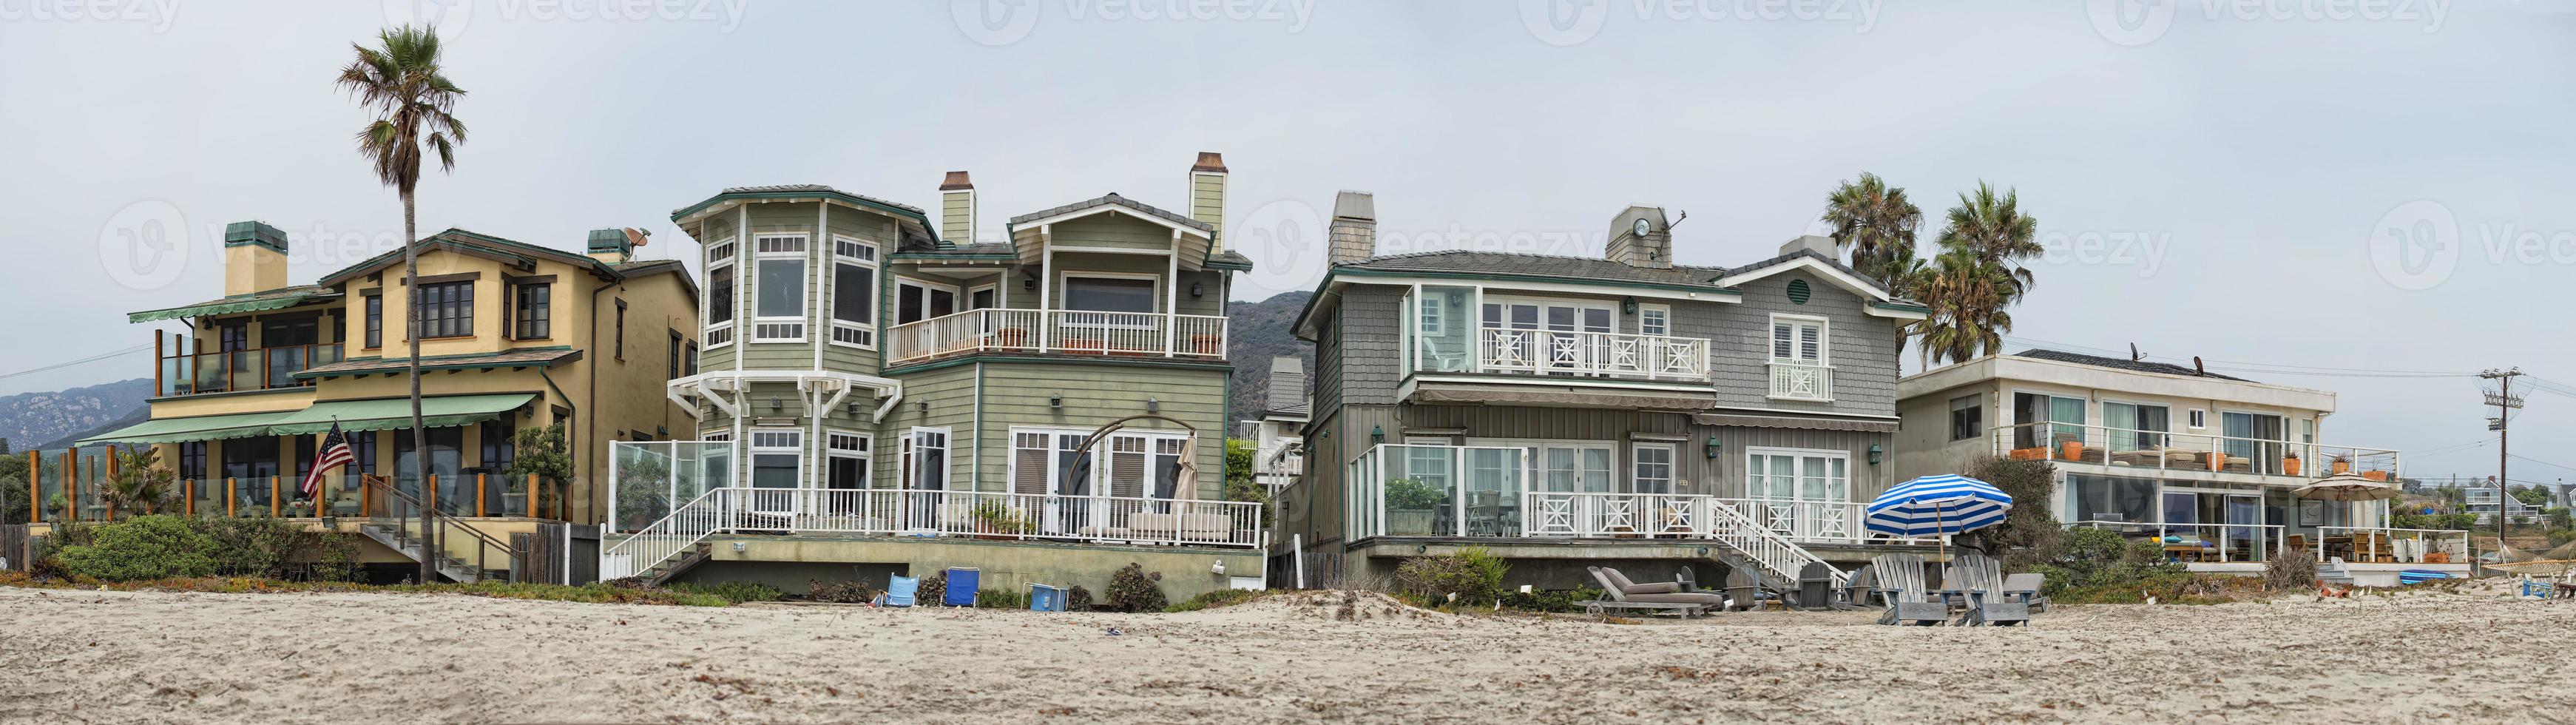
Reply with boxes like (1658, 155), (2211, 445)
(2292, 473), (2401, 502)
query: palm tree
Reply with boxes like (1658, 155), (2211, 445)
(338, 25), (466, 583)
(1934, 181), (2041, 303)
(102, 448), (178, 516)
(1819, 172), (1922, 289)
(1911, 246), (2015, 367)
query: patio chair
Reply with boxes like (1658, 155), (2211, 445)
(1943, 553), (2029, 627)
(880, 574), (919, 607)
(943, 567), (981, 607)
(1581, 566), (1722, 617)
(1724, 566), (1773, 612)
(1836, 563), (1880, 610)
(1869, 553), (1947, 626)
(1999, 573), (2050, 613)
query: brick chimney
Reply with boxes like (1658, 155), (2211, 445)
(223, 220), (288, 295)
(1189, 152), (1227, 252)
(1327, 190), (1376, 266)
(1606, 206), (1672, 269)
(1265, 356), (1306, 412)
(586, 228), (643, 264)
(940, 171), (976, 244)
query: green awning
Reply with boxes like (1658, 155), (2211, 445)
(75, 411), (296, 446)
(266, 394), (538, 435)
(129, 289), (333, 323)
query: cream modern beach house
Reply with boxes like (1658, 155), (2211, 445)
(1892, 349), (2468, 584)
(606, 154), (1264, 601)
(1270, 192), (1936, 590)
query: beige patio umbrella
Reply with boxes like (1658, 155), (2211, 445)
(2292, 473), (2401, 502)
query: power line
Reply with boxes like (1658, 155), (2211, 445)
(0, 343), (152, 382)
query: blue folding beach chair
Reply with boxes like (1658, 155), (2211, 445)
(881, 574), (919, 607)
(944, 567), (981, 607)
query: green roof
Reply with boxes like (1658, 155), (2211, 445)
(128, 286), (337, 323)
(266, 393), (535, 435)
(75, 411), (296, 446)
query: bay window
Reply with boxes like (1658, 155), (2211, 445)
(751, 234), (808, 343)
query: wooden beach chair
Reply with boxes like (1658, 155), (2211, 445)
(1836, 563), (1879, 610)
(1999, 573), (2049, 613)
(1869, 553), (1947, 626)
(1944, 553), (2029, 627)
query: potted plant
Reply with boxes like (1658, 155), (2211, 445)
(2282, 451), (2301, 476)
(969, 499), (1026, 540)
(1384, 478), (1444, 535)
(2330, 454), (2352, 476)
(994, 327), (1030, 348)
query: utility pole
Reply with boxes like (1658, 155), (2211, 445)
(2480, 368), (2524, 575)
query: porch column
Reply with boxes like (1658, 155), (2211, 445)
(1036, 235), (1053, 353)
(1166, 229), (1181, 357)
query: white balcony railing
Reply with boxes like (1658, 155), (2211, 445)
(1713, 498), (1866, 544)
(885, 308), (1228, 365)
(1993, 422), (2401, 482)
(1767, 361), (1831, 401)
(1521, 491), (1714, 537)
(1473, 327), (1711, 381)
(607, 487), (1260, 578)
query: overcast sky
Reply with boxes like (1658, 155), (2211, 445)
(2, 1), (2571, 485)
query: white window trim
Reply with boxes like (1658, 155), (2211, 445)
(1416, 293), (1444, 337)
(824, 428), (872, 489)
(1767, 313), (1830, 365)
(904, 426), (951, 491)
(1742, 446), (1852, 503)
(746, 428), (805, 492)
(893, 276), (961, 326)
(1637, 303), (1671, 337)
(1631, 442), (1677, 494)
(1056, 271), (1162, 314)
(1007, 426), (1101, 496)
(704, 238), (740, 350)
(750, 232), (811, 343)
(965, 282), (998, 310)
(828, 234), (878, 350)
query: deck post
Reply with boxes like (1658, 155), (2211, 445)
(104, 452), (119, 520)
(24, 452), (36, 523)
(271, 476), (281, 517)
(527, 474), (538, 519)
(183, 479), (195, 516)
(226, 478), (237, 517)
(476, 473), (487, 518)
(67, 451), (80, 522)
(152, 331), (163, 397)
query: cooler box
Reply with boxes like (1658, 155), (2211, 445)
(1029, 583), (1066, 612)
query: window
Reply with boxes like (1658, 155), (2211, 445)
(831, 236), (876, 348)
(480, 419), (516, 474)
(294, 435), (317, 500)
(613, 299), (627, 359)
(1949, 394), (1983, 442)
(2071, 474), (2157, 524)
(684, 342), (699, 376)
(2102, 401), (2171, 453)
(667, 331), (682, 378)
(1745, 448), (1851, 539)
(218, 321), (250, 351)
(417, 280), (475, 338)
(513, 283), (551, 339)
(1770, 316), (1825, 363)
(825, 431), (871, 491)
(706, 240), (737, 347)
(1062, 276), (1155, 313)
(178, 441), (207, 480)
(1632, 443), (1674, 494)
(2188, 409), (2207, 429)
(752, 234), (808, 343)
(1410, 286), (1473, 373)
(362, 293), (382, 348)
(348, 431), (376, 474)
(1638, 305), (1669, 337)
(2012, 392), (2089, 451)
(393, 427), (464, 478)
(894, 280), (956, 325)
(749, 429), (802, 489)
(904, 428), (949, 491)
(1417, 295), (1444, 336)
(1011, 430), (1093, 495)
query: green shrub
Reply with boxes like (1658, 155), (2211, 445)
(1498, 586), (1603, 613)
(1105, 562), (1166, 612)
(1065, 584), (1095, 611)
(671, 581), (783, 604)
(1393, 546), (1510, 605)
(1383, 479), (1444, 510)
(1166, 588), (1260, 613)
(2037, 526), (2185, 596)
(195, 516), (311, 578)
(53, 515), (219, 581)
(976, 587), (1028, 609)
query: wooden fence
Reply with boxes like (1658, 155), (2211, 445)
(511, 522), (601, 585)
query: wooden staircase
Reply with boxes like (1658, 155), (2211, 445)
(633, 542), (714, 587)
(357, 476), (521, 584)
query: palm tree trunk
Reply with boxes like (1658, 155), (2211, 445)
(405, 189), (432, 584)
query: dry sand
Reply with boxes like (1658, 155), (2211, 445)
(1, 584), (2570, 724)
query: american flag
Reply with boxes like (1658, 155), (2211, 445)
(302, 423), (355, 496)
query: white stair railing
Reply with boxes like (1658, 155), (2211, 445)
(600, 488), (734, 580)
(1704, 502), (1848, 588)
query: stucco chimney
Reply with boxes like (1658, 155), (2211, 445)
(940, 171), (976, 244)
(1777, 234), (1836, 259)
(1189, 152), (1227, 252)
(1265, 356), (1306, 412)
(586, 228), (643, 264)
(1327, 190), (1376, 266)
(1606, 206), (1672, 269)
(222, 220), (289, 295)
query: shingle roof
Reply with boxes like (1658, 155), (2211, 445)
(297, 348), (581, 380)
(129, 286), (340, 323)
(897, 243), (1016, 257)
(1007, 192), (1212, 232)
(2014, 348), (2254, 382)
(1208, 250), (1254, 270)
(1265, 402), (1311, 418)
(1723, 249), (1890, 296)
(711, 184), (924, 214)
(1334, 250), (1731, 288)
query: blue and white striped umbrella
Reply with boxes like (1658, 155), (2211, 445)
(1865, 474), (2014, 537)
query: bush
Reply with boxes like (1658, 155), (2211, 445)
(1960, 458), (2063, 570)
(1383, 479), (1444, 510)
(805, 579), (874, 604)
(2036, 527), (2185, 596)
(1498, 586), (1603, 613)
(916, 570), (947, 605)
(671, 581), (783, 604)
(1105, 562), (1166, 612)
(1393, 546), (1510, 605)
(2263, 546), (2318, 590)
(976, 587), (1027, 609)
(1066, 584), (1095, 611)
(1166, 588), (1260, 613)
(53, 515), (220, 581)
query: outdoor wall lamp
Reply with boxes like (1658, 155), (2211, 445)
(1370, 425), (1386, 445)
(1190, 282), (1205, 297)
(1049, 394), (1062, 409)
(916, 401), (929, 414)
(1023, 274), (1038, 291)
(1867, 444), (1883, 465)
(1146, 397), (1160, 413)
(768, 397), (782, 411)
(1620, 296), (1638, 314)
(1703, 436), (1721, 459)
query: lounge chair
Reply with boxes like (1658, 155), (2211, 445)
(1869, 553), (1947, 626)
(1581, 566), (1722, 618)
(943, 567), (981, 607)
(1944, 553), (2029, 627)
(881, 574), (919, 607)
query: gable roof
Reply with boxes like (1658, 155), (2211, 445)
(669, 184), (942, 249)
(1006, 192), (1213, 235)
(2012, 348), (2254, 382)
(1715, 249), (1894, 301)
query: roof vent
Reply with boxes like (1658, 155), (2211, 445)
(1786, 279), (1811, 305)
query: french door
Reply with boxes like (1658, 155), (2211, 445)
(1747, 449), (1852, 540)
(1538, 443), (1614, 493)
(1481, 300), (1613, 375)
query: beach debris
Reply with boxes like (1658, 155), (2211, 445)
(1102, 627), (1123, 636)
